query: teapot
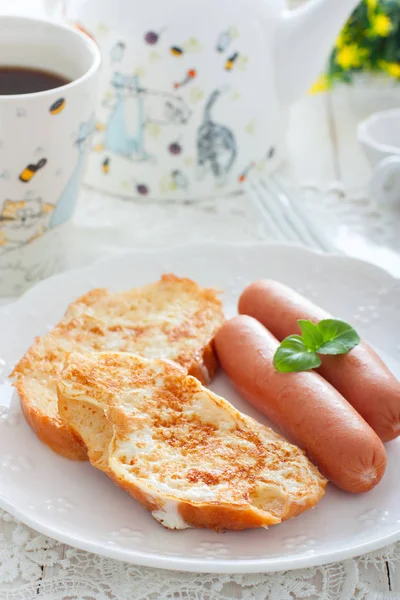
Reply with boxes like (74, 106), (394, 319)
(49, 0), (359, 200)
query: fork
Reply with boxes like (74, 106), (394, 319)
(246, 176), (335, 253)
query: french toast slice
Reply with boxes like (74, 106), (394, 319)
(11, 275), (225, 460)
(57, 352), (326, 531)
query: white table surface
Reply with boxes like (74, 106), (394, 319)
(1, 1), (400, 598)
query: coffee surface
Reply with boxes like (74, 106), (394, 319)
(0, 66), (70, 95)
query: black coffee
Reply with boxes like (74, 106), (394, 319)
(0, 66), (70, 95)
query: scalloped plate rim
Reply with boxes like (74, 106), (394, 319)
(1, 494), (400, 574)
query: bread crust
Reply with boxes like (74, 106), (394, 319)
(15, 378), (87, 460)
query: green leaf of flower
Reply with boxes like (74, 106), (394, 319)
(317, 319), (361, 355)
(273, 335), (322, 373)
(298, 320), (323, 352)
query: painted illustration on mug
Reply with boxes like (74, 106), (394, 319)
(197, 87), (237, 182)
(0, 115), (95, 254)
(50, 118), (94, 228)
(19, 158), (47, 183)
(49, 97), (66, 115)
(0, 197), (54, 254)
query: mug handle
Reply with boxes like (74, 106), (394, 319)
(370, 156), (400, 206)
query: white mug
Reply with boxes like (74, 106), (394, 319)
(0, 15), (100, 297)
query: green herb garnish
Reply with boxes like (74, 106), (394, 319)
(273, 319), (360, 373)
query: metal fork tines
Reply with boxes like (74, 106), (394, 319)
(247, 177), (334, 253)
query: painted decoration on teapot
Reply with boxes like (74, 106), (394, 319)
(80, 19), (281, 200)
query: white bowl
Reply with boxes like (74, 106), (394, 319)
(358, 109), (400, 205)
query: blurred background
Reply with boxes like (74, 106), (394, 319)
(1, 0), (399, 274)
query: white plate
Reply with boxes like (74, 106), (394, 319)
(1, 242), (400, 574)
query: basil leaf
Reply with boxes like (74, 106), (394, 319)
(298, 319), (323, 351)
(317, 319), (361, 355)
(273, 335), (322, 373)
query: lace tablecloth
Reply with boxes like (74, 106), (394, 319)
(2, 507), (399, 600)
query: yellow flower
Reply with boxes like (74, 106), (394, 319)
(335, 30), (347, 49)
(336, 44), (366, 69)
(370, 14), (392, 37)
(379, 60), (400, 78)
(366, 0), (378, 22)
(309, 74), (330, 95)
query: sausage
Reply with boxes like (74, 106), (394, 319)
(239, 280), (400, 443)
(215, 315), (387, 493)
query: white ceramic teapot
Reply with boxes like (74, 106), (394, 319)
(48, 0), (359, 200)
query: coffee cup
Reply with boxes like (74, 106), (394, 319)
(0, 15), (100, 297)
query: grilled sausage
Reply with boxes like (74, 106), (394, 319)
(215, 315), (387, 493)
(239, 279), (400, 442)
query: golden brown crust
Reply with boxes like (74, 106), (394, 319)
(17, 380), (87, 460)
(107, 471), (160, 513)
(178, 503), (279, 530)
(11, 276), (225, 460)
(109, 471), (284, 530)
